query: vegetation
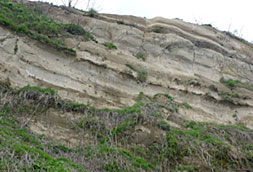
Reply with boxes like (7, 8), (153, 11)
(84, 8), (99, 18)
(0, 82), (253, 171)
(135, 51), (146, 61)
(137, 70), (147, 82)
(151, 26), (164, 33)
(224, 31), (251, 46)
(14, 38), (18, 54)
(220, 77), (253, 91)
(17, 85), (56, 95)
(103, 42), (117, 49)
(182, 101), (192, 109)
(0, 0), (96, 55)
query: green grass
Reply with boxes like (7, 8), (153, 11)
(1, 82), (253, 171)
(182, 101), (192, 109)
(137, 70), (147, 82)
(220, 90), (239, 98)
(0, 0), (96, 55)
(135, 52), (146, 61)
(0, 104), (87, 172)
(103, 42), (117, 49)
(17, 85), (56, 95)
(151, 26), (163, 33)
(220, 77), (253, 91)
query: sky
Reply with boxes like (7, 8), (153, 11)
(34, 0), (253, 42)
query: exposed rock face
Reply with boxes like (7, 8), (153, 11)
(0, 1), (253, 129)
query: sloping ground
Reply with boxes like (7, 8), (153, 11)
(0, 82), (253, 171)
(0, 1), (253, 171)
(0, 0), (253, 129)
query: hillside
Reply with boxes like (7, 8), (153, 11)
(0, 0), (253, 171)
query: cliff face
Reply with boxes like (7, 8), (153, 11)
(1, 1), (253, 129)
(1, 1), (253, 171)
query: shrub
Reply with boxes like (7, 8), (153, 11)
(135, 52), (146, 61)
(137, 70), (147, 82)
(103, 42), (117, 49)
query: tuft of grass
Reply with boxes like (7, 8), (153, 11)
(182, 101), (192, 109)
(137, 70), (147, 82)
(103, 42), (117, 49)
(135, 51), (146, 61)
(151, 26), (164, 33)
(158, 120), (170, 131)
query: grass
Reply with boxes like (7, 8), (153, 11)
(0, 0), (96, 55)
(17, 85), (56, 95)
(135, 52), (146, 61)
(220, 77), (253, 91)
(182, 101), (192, 109)
(84, 8), (98, 18)
(0, 104), (87, 172)
(220, 90), (239, 98)
(137, 70), (147, 82)
(103, 42), (117, 49)
(1, 82), (253, 171)
(151, 26), (164, 33)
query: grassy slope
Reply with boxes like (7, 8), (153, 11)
(0, 0), (96, 55)
(0, 82), (252, 171)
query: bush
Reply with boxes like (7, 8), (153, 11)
(137, 70), (147, 82)
(103, 42), (117, 49)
